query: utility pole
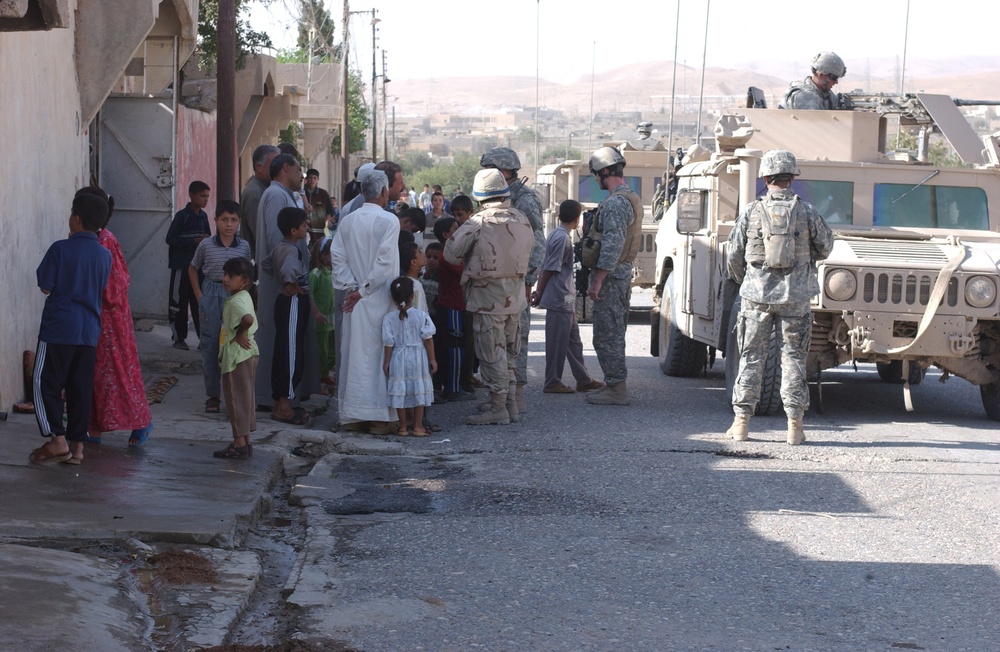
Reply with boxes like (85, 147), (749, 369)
(216, 0), (236, 203)
(370, 9), (378, 161)
(381, 49), (389, 161)
(340, 0), (350, 189)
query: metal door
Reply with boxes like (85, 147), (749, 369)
(97, 95), (176, 319)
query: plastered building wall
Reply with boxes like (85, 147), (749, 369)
(0, 16), (88, 410)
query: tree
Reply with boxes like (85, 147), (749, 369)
(892, 130), (966, 168)
(297, 0), (340, 61)
(410, 152), (482, 197)
(197, 0), (273, 71)
(329, 70), (370, 155)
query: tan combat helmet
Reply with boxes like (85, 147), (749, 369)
(811, 51), (846, 78)
(472, 168), (510, 202)
(589, 146), (626, 175)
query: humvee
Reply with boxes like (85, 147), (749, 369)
(650, 93), (1000, 420)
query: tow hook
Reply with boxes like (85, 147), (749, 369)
(949, 333), (975, 356)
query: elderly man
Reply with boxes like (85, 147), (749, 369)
(239, 144), (280, 258)
(255, 153), (319, 418)
(331, 169), (401, 434)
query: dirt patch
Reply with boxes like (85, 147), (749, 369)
(204, 641), (358, 652)
(149, 549), (220, 584)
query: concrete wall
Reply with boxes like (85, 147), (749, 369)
(176, 104), (219, 229)
(0, 16), (87, 410)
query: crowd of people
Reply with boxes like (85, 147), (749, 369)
(27, 97), (840, 465)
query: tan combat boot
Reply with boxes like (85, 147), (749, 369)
(515, 383), (527, 413)
(505, 383), (520, 423)
(585, 381), (630, 405)
(467, 391), (511, 425)
(726, 414), (750, 441)
(787, 417), (806, 445)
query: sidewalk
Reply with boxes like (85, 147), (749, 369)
(0, 323), (334, 650)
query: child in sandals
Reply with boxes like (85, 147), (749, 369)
(382, 277), (437, 436)
(214, 257), (258, 459)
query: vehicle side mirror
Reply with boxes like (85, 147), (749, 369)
(676, 190), (705, 234)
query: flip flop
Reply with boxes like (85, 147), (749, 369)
(272, 408), (309, 426)
(423, 422), (443, 433)
(205, 397), (221, 413)
(412, 428), (430, 437)
(62, 457), (82, 465)
(128, 423), (153, 447)
(29, 446), (72, 464)
(396, 427), (411, 436)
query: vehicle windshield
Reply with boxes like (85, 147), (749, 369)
(873, 184), (989, 230)
(755, 179), (854, 225)
(578, 175), (643, 204)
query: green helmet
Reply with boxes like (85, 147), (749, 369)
(759, 150), (800, 178)
(589, 146), (626, 174)
(480, 147), (520, 171)
(812, 51), (846, 78)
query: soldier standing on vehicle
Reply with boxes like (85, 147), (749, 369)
(726, 150), (834, 444)
(480, 147), (546, 416)
(585, 147), (643, 406)
(780, 52), (847, 110)
(444, 169), (534, 425)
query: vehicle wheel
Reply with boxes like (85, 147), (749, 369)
(657, 273), (707, 377)
(724, 297), (781, 416)
(876, 360), (924, 385)
(649, 304), (660, 358)
(981, 374), (1000, 421)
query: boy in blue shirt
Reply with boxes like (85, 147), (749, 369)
(166, 180), (211, 350)
(30, 193), (112, 465)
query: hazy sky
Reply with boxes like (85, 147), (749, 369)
(249, 0), (1000, 84)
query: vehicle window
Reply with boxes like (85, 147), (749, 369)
(755, 179), (854, 225)
(578, 175), (642, 204)
(874, 184), (988, 230)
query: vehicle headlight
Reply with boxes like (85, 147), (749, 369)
(824, 268), (857, 301)
(965, 275), (997, 308)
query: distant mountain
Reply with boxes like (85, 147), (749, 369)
(389, 57), (1000, 117)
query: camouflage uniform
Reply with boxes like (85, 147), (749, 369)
(444, 205), (533, 395)
(509, 178), (546, 386)
(592, 186), (639, 385)
(780, 77), (843, 110)
(727, 187), (834, 419)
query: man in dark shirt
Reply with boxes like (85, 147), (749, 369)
(166, 180), (212, 349)
(304, 168), (335, 245)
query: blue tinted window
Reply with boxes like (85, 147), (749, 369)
(873, 184), (988, 230)
(578, 176), (642, 204)
(755, 179), (854, 224)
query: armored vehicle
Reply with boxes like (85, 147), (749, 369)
(534, 141), (666, 290)
(651, 93), (1000, 419)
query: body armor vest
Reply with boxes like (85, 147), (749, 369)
(465, 204), (534, 280)
(618, 187), (644, 265)
(745, 194), (811, 269)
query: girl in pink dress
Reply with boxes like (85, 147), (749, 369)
(78, 187), (153, 448)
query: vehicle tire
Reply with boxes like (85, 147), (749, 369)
(657, 273), (706, 377)
(981, 374), (1000, 421)
(875, 360), (924, 385)
(724, 297), (781, 416)
(649, 305), (660, 358)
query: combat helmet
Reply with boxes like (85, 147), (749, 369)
(637, 121), (653, 135)
(759, 150), (800, 178)
(480, 147), (521, 172)
(811, 51), (846, 78)
(589, 146), (626, 175)
(472, 168), (510, 202)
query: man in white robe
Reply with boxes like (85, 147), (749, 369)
(331, 169), (401, 428)
(256, 153), (320, 415)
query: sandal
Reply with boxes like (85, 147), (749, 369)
(205, 397), (221, 413)
(412, 428), (430, 437)
(272, 407), (310, 426)
(367, 422), (398, 436)
(29, 443), (72, 464)
(396, 427), (411, 436)
(423, 421), (443, 433)
(128, 423), (153, 447)
(213, 442), (250, 459)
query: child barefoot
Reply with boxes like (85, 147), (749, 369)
(215, 257), (259, 459)
(382, 277), (437, 436)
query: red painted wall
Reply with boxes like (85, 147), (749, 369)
(175, 105), (220, 232)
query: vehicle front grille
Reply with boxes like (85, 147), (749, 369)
(860, 271), (959, 307)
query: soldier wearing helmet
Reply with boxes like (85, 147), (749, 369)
(725, 150), (834, 445)
(779, 51), (847, 110)
(479, 146), (546, 416)
(584, 146), (644, 406)
(444, 169), (535, 426)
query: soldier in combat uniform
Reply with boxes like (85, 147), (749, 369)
(780, 52), (847, 110)
(444, 169), (534, 425)
(585, 147), (643, 406)
(726, 150), (834, 444)
(479, 147), (546, 416)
